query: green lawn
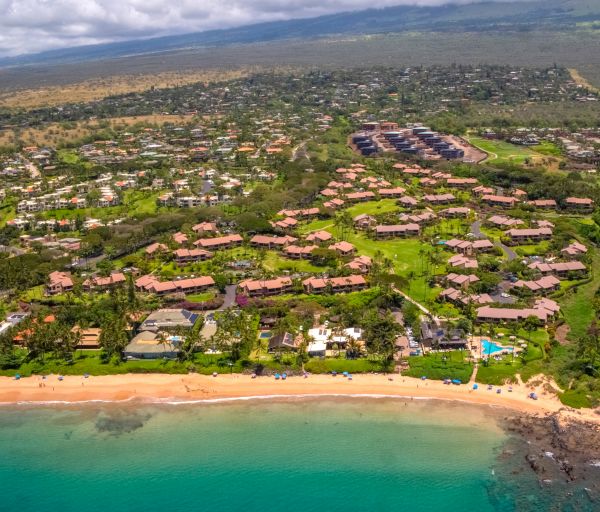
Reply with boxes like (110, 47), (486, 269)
(468, 136), (544, 165)
(345, 199), (400, 217)
(531, 140), (563, 157)
(186, 292), (216, 303)
(263, 251), (326, 273)
(404, 351), (474, 382)
(559, 251), (600, 340)
(514, 241), (551, 257)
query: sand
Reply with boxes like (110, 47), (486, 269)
(1, 372), (599, 424)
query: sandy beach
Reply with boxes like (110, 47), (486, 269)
(1, 372), (599, 423)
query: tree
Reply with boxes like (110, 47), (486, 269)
(578, 320), (600, 375)
(522, 315), (541, 343)
(363, 310), (402, 369)
(99, 315), (129, 359)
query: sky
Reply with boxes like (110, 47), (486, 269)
(0, 0), (520, 57)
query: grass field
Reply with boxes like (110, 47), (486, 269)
(468, 136), (549, 165)
(404, 351), (474, 382)
(559, 251), (600, 340)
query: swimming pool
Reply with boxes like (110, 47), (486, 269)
(259, 331), (272, 339)
(481, 339), (513, 355)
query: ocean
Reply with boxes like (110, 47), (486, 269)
(0, 398), (593, 511)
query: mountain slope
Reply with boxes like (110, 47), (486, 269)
(0, 0), (598, 68)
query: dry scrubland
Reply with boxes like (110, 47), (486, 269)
(0, 69), (253, 109)
(0, 114), (198, 147)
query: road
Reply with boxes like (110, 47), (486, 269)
(470, 220), (517, 261)
(22, 157), (41, 179)
(291, 140), (310, 162)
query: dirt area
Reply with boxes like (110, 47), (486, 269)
(445, 134), (488, 163)
(568, 68), (600, 94)
(555, 323), (571, 345)
(0, 69), (251, 109)
(0, 114), (197, 148)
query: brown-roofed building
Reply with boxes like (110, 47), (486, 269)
(375, 224), (420, 239)
(398, 196), (418, 208)
(423, 193), (455, 204)
(438, 207), (471, 218)
(302, 275), (367, 294)
(284, 245), (318, 259)
(527, 260), (587, 278)
(565, 197), (594, 211)
(250, 235), (297, 249)
(172, 232), (189, 245)
(345, 255), (372, 274)
(561, 241), (587, 259)
(136, 275), (215, 295)
(481, 195), (517, 207)
(528, 199), (557, 210)
(46, 271), (74, 295)
(345, 191), (376, 202)
(195, 234), (243, 250)
(306, 230), (333, 243)
(173, 248), (213, 264)
(192, 222), (219, 236)
(82, 272), (126, 291)
(446, 177), (478, 188)
(378, 187), (406, 198)
(328, 241), (356, 256)
(238, 277), (293, 297)
(513, 275), (560, 295)
(145, 242), (168, 256)
(505, 228), (552, 244)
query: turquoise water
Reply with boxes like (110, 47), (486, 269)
(482, 339), (513, 355)
(0, 399), (590, 511)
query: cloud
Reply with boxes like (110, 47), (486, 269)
(0, 0), (517, 57)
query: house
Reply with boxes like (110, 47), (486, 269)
(140, 308), (200, 331)
(345, 255), (372, 274)
(375, 224), (420, 239)
(446, 177), (478, 188)
(473, 186), (494, 196)
(561, 241), (587, 259)
(448, 254), (478, 269)
(419, 320), (468, 349)
(195, 234), (243, 250)
(476, 298), (560, 324)
(444, 238), (494, 254)
(354, 214), (377, 229)
(565, 197), (594, 211)
(505, 228), (552, 244)
(398, 212), (436, 224)
(302, 275), (367, 294)
(284, 244), (317, 259)
(82, 272), (126, 291)
(306, 230), (333, 243)
(423, 193), (455, 205)
(192, 222), (219, 236)
(173, 248), (213, 264)
(445, 273), (479, 289)
(71, 326), (101, 349)
(172, 232), (188, 245)
(306, 326), (364, 355)
(323, 198), (345, 209)
(250, 235), (297, 249)
(345, 191), (376, 202)
(136, 275), (215, 295)
(268, 332), (298, 352)
(481, 194), (517, 207)
(237, 277), (293, 297)
(487, 215), (524, 228)
(145, 242), (168, 257)
(46, 271), (74, 295)
(398, 196), (418, 208)
(277, 207), (320, 219)
(272, 217), (299, 230)
(438, 287), (493, 306)
(328, 241), (356, 256)
(438, 207), (471, 218)
(123, 330), (180, 359)
(527, 261), (586, 278)
(513, 275), (560, 295)
(378, 187), (406, 198)
(528, 199), (557, 210)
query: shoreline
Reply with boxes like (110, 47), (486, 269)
(1, 372), (599, 423)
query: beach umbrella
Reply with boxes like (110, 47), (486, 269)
(275, 373), (280, 380)
(282, 373), (287, 380)
(212, 372), (218, 377)
(332, 371), (337, 376)
(421, 376), (427, 380)
(342, 371), (349, 376)
(58, 375), (64, 381)
(473, 384), (479, 390)
(452, 379), (461, 385)
(14, 373), (20, 380)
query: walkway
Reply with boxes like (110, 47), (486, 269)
(470, 220), (517, 261)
